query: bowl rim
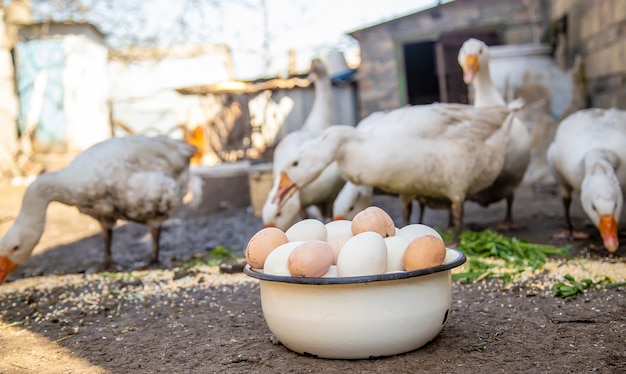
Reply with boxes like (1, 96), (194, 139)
(243, 248), (466, 285)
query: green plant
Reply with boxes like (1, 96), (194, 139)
(553, 274), (593, 298)
(451, 229), (569, 284)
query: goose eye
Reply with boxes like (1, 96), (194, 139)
(12, 245), (19, 252)
(292, 160), (299, 167)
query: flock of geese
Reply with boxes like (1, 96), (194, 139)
(265, 38), (626, 256)
(0, 38), (624, 284)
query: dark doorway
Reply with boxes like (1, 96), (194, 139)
(403, 41), (440, 105)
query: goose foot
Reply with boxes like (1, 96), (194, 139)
(551, 229), (589, 241)
(85, 262), (123, 274)
(494, 221), (522, 231)
(133, 259), (161, 271)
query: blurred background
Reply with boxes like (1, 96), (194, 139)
(0, 0), (618, 191)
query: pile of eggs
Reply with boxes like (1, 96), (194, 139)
(246, 206), (447, 278)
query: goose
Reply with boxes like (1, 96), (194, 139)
(0, 135), (197, 283)
(275, 101), (521, 244)
(262, 58), (345, 230)
(331, 109), (453, 227)
(332, 39), (531, 229)
(458, 38), (531, 229)
(547, 108), (626, 253)
(332, 182), (373, 221)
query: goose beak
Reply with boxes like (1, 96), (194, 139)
(272, 171), (298, 208)
(463, 54), (479, 84)
(264, 223), (275, 228)
(333, 215), (347, 221)
(0, 256), (18, 284)
(598, 214), (619, 253)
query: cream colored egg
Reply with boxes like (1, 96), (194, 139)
(264, 241), (304, 276)
(384, 235), (411, 272)
(397, 223), (443, 242)
(403, 235), (447, 271)
(288, 241), (334, 277)
(325, 220), (353, 238)
(285, 219), (327, 242)
(322, 265), (339, 278)
(245, 227), (289, 269)
(351, 206), (396, 238)
(337, 232), (388, 277)
(326, 232), (353, 264)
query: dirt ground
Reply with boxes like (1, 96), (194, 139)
(0, 181), (625, 373)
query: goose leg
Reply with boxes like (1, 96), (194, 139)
(400, 196), (413, 226)
(449, 201), (464, 247)
(418, 201), (425, 224)
(102, 227), (114, 268)
(86, 224), (120, 273)
(495, 193), (520, 231)
(148, 226), (162, 266)
(553, 186), (589, 240)
(132, 226), (162, 270)
(564, 194), (590, 240)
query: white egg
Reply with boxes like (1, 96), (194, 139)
(325, 220), (352, 237)
(264, 241), (304, 276)
(384, 235), (411, 272)
(286, 219), (327, 242)
(321, 265), (339, 278)
(336, 232), (387, 277)
(397, 224), (443, 242)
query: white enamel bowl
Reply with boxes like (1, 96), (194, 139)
(244, 248), (466, 359)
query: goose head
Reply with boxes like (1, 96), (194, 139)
(332, 183), (373, 221)
(0, 223), (42, 284)
(273, 129), (341, 208)
(458, 38), (491, 84)
(580, 150), (622, 253)
(307, 58), (329, 83)
(262, 183), (302, 231)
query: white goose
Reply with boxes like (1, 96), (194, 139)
(276, 102), (521, 243)
(332, 182), (373, 221)
(458, 38), (531, 229)
(547, 108), (626, 253)
(0, 135), (196, 283)
(331, 108), (460, 226)
(262, 58), (345, 230)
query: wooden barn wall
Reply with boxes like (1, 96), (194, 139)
(551, 0), (626, 109)
(351, 0), (550, 120)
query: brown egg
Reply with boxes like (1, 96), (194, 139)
(403, 234), (446, 271)
(351, 206), (396, 238)
(245, 227), (289, 269)
(288, 240), (334, 277)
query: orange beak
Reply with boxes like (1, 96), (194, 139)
(598, 214), (619, 253)
(333, 216), (347, 221)
(0, 256), (18, 284)
(463, 54), (479, 84)
(271, 171), (298, 208)
(264, 223), (275, 228)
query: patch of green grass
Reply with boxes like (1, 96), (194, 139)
(450, 229), (570, 284)
(180, 245), (241, 270)
(553, 274), (593, 298)
(554, 274), (626, 298)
